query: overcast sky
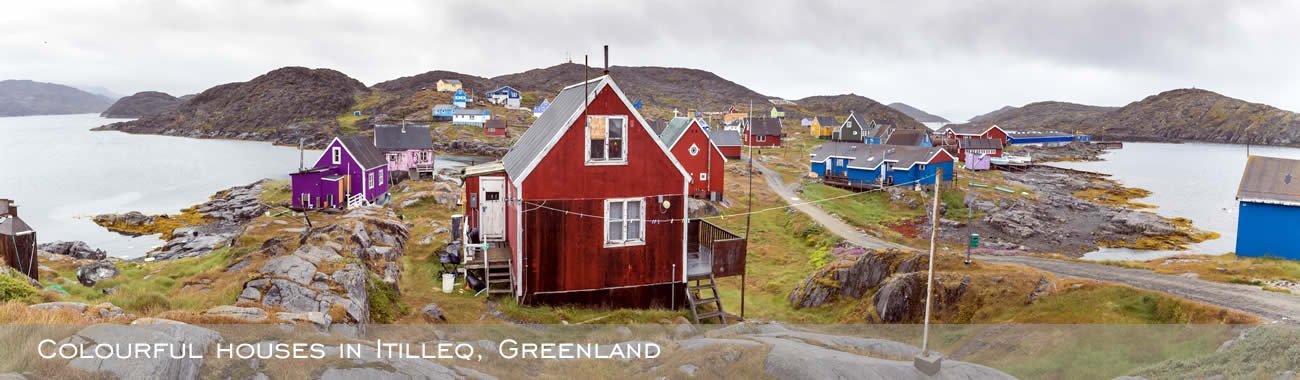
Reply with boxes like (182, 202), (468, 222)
(4, 0), (1298, 120)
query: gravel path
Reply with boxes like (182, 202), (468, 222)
(748, 157), (1299, 323)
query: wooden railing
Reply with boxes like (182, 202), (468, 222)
(688, 219), (747, 278)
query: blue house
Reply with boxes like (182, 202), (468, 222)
(431, 104), (455, 121)
(485, 86), (522, 108)
(810, 142), (955, 189)
(1235, 156), (1300, 260)
(533, 98), (550, 118)
(453, 89), (470, 108)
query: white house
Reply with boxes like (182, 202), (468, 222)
(452, 109), (491, 127)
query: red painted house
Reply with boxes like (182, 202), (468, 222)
(659, 117), (727, 199)
(744, 117), (783, 147)
(484, 119), (509, 137)
(708, 130), (743, 159)
(459, 75), (747, 312)
(938, 124), (1009, 159)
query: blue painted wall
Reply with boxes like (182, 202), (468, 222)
(1236, 201), (1300, 260)
(1009, 135), (1074, 145)
(812, 160), (954, 186)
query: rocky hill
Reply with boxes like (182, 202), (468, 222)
(962, 89), (1300, 145)
(1098, 88), (1300, 145)
(794, 94), (926, 129)
(493, 63), (771, 119)
(965, 101), (1116, 132)
(887, 102), (949, 123)
(101, 91), (183, 118)
(96, 67), (367, 147)
(0, 80), (114, 116)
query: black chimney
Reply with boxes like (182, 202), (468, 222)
(0, 199), (13, 217)
(603, 45), (609, 75)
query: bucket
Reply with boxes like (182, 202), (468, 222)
(442, 273), (455, 294)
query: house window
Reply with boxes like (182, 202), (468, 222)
(605, 198), (644, 247)
(689, 144), (700, 156)
(699, 173), (708, 181)
(587, 115), (627, 164)
(368, 172), (374, 189)
(300, 193), (311, 209)
(331, 147), (341, 165)
(757, 135), (767, 142)
(484, 191), (500, 201)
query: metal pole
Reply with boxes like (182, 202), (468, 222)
(922, 167), (942, 354)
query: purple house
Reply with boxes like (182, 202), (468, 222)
(374, 124), (435, 174)
(291, 135), (390, 210)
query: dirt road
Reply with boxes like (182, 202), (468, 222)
(748, 158), (1299, 323)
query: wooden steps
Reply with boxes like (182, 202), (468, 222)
(685, 274), (727, 324)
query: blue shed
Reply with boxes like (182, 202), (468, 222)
(432, 104), (455, 120)
(810, 142), (955, 189)
(1008, 132), (1087, 146)
(453, 89), (470, 108)
(1235, 156), (1300, 260)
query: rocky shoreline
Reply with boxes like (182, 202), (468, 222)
(92, 180), (270, 261)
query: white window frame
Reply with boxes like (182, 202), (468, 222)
(699, 172), (708, 181)
(603, 198), (646, 247)
(585, 115), (629, 165)
(367, 172), (374, 189)
(331, 147), (341, 165)
(688, 144), (700, 156)
(757, 135), (767, 142)
(300, 193), (311, 209)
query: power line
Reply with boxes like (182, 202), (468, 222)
(516, 173), (940, 223)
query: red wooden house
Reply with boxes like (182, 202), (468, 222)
(459, 76), (746, 316)
(744, 117), (783, 147)
(939, 124), (1009, 159)
(484, 119), (509, 137)
(708, 130), (743, 159)
(659, 117), (727, 199)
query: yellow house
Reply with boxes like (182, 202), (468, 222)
(436, 79), (463, 92)
(722, 105), (748, 124)
(809, 116), (838, 139)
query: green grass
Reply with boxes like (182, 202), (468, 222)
(40, 246), (254, 313)
(258, 179), (292, 208)
(1131, 326), (1300, 379)
(986, 284), (1253, 324)
(800, 183), (925, 226)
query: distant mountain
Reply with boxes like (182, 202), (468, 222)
(96, 67), (367, 147)
(962, 89), (1300, 145)
(101, 91), (183, 118)
(965, 101), (1116, 132)
(887, 102), (948, 123)
(0, 80), (114, 116)
(793, 94), (926, 130)
(76, 85), (124, 100)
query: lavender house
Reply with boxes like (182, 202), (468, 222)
(291, 136), (390, 210)
(374, 124), (435, 175)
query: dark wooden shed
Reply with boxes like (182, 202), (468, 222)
(0, 199), (38, 280)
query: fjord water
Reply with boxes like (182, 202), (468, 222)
(0, 114), (318, 257)
(1052, 142), (1300, 260)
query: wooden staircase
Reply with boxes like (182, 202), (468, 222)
(476, 246), (514, 297)
(685, 274), (727, 324)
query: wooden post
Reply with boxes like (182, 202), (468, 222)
(922, 167), (942, 353)
(741, 100), (754, 320)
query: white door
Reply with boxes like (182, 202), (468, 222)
(479, 177), (506, 241)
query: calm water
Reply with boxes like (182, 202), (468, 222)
(0, 114), (464, 258)
(1051, 142), (1300, 260)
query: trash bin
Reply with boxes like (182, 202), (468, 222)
(442, 273), (455, 294)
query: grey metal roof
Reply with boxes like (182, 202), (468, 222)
(339, 135), (387, 169)
(0, 214), (33, 235)
(958, 138), (1004, 150)
(1238, 156), (1300, 205)
(815, 116), (837, 126)
(373, 124), (433, 151)
(659, 117), (693, 147)
(811, 142), (949, 170)
(485, 119), (507, 129)
(708, 130), (743, 147)
(432, 104), (455, 111)
(885, 129), (928, 146)
(748, 117), (783, 136)
(440, 79), (462, 85)
(502, 76), (606, 180)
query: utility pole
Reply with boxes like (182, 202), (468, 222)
(915, 167), (944, 375)
(741, 99), (755, 320)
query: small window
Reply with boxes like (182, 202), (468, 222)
(605, 198), (645, 246)
(485, 191), (500, 201)
(331, 147), (341, 165)
(300, 193), (311, 209)
(688, 144), (700, 156)
(757, 135), (767, 142)
(368, 172), (374, 189)
(587, 115), (627, 164)
(699, 172), (708, 181)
